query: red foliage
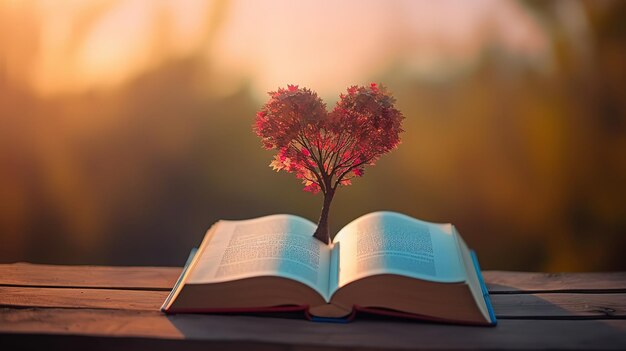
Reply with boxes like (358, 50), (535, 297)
(254, 84), (404, 195)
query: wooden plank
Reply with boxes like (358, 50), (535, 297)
(1, 308), (625, 350)
(485, 271), (626, 293)
(1, 286), (625, 319)
(0, 263), (181, 290)
(491, 293), (626, 319)
(0, 335), (282, 351)
(0, 287), (169, 311)
(3, 264), (626, 294)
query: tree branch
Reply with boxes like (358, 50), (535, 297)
(332, 158), (371, 190)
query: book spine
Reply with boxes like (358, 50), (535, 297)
(306, 308), (356, 323)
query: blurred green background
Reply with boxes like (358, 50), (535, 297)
(1, 0), (625, 271)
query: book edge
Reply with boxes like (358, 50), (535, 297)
(352, 305), (492, 326)
(166, 305), (309, 315)
(470, 249), (497, 326)
(161, 247), (198, 312)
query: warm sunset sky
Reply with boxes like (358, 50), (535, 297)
(3, 0), (552, 99)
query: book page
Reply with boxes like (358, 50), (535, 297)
(332, 211), (466, 291)
(186, 214), (331, 300)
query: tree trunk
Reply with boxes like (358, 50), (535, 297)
(312, 189), (335, 245)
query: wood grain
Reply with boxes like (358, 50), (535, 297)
(2, 264), (626, 350)
(485, 271), (626, 293)
(0, 287), (169, 311)
(3, 264), (626, 293)
(0, 263), (181, 290)
(1, 286), (625, 319)
(1, 308), (625, 350)
(491, 293), (626, 319)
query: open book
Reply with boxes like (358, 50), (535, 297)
(162, 211), (496, 325)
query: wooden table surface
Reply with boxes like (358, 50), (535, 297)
(0, 263), (625, 350)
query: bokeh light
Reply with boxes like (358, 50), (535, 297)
(1, 0), (625, 271)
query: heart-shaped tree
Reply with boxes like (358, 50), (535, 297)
(254, 83), (404, 244)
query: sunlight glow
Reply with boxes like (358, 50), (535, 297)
(211, 0), (549, 100)
(3, 0), (548, 97)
